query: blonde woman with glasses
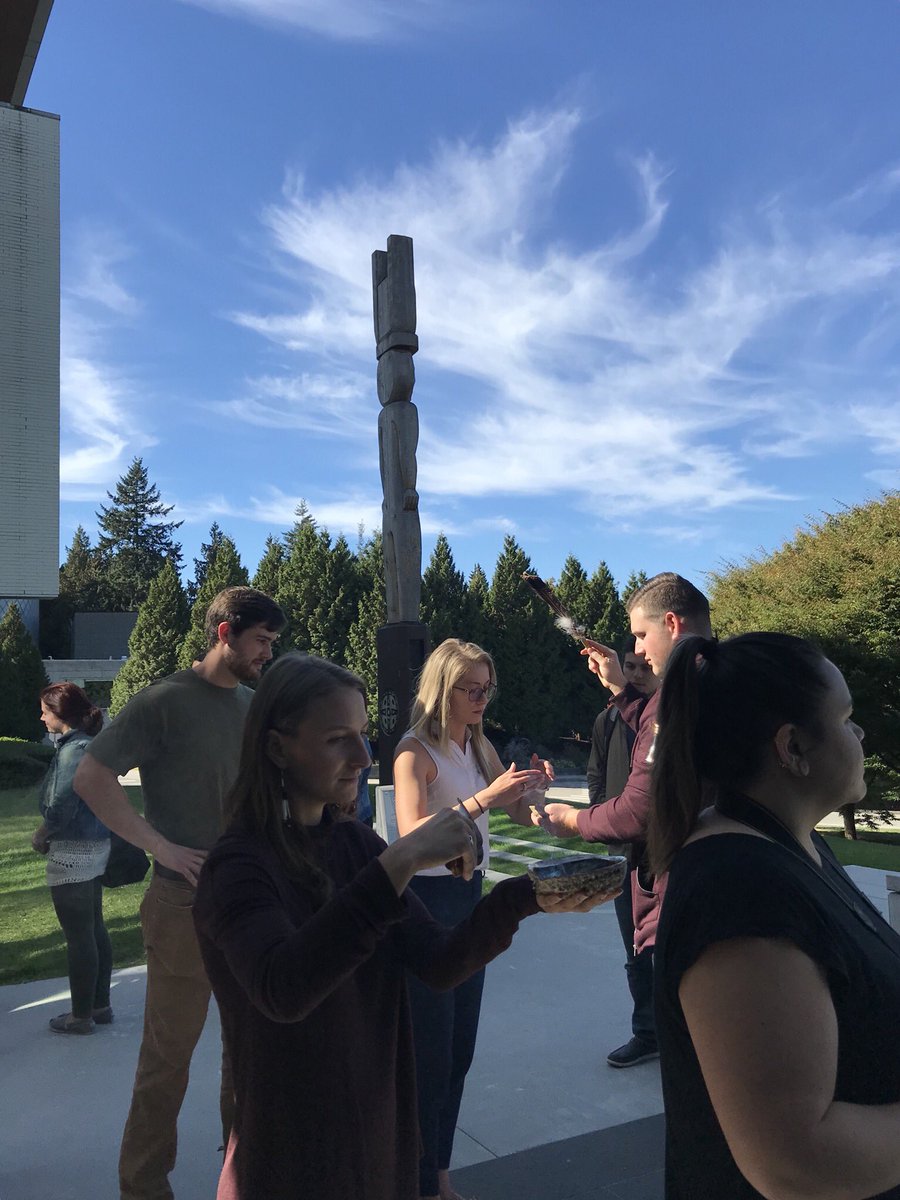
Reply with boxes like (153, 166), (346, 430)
(394, 638), (552, 1200)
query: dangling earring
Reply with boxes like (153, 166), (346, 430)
(281, 771), (293, 827)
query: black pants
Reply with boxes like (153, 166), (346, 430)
(613, 863), (656, 1045)
(406, 872), (485, 1196)
(50, 876), (113, 1019)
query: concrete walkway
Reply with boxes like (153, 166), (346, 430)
(1, 777), (893, 1200)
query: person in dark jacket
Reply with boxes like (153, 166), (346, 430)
(193, 653), (616, 1200)
(535, 573), (712, 955)
(31, 682), (111, 1035)
(587, 636), (658, 1067)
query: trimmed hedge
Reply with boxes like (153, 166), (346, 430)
(0, 740), (53, 789)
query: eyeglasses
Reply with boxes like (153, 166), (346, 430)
(453, 683), (497, 704)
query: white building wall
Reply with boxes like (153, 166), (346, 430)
(0, 103), (60, 598)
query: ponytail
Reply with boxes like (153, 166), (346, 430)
(648, 632), (829, 877)
(82, 704), (103, 736)
(648, 636), (710, 876)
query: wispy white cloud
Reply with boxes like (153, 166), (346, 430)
(60, 232), (153, 497)
(212, 371), (372, 436)
(177, 485), (461, 539)
(68, 228), (141, 317)
(853, 399), (900, 456)
(230, 105), (900, 520)
(176, 0), (467, 41)
(59, 324), (157, 497)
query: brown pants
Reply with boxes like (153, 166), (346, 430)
(119, 873), (233, 1200)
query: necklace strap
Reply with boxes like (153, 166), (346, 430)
(715, 790), (803, 854)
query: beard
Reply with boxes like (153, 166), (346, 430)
(223, 644), (263, 684)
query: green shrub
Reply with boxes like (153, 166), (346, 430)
(0, 741), (53, 789)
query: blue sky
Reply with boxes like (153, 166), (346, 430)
(26, 0), (900, 594)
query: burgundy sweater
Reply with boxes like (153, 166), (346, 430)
(575, 685), (663, 953)
(193, 813), (539, 1200)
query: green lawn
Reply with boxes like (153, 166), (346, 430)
(487, 807), (900, 880)
(0, 784), (147, 986)
(822, 831), (900, 873)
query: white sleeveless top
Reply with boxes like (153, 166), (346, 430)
(402, 732), (490, 876)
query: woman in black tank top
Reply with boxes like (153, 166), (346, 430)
(649, 632), (900, 1200)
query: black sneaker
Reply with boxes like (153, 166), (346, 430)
(49, 1013), (94, 1036)
(606, 1037), (659, 1068)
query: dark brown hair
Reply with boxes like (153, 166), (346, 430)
(648, 633), (830, 876)
(626, 572), (710, 624)
(226, 653), (366, 903)
(40, 682), (103, 736)
(204, 586), (286, 650)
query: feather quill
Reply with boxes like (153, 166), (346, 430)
(521, 573), (590, 644)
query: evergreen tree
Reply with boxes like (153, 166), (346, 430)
(621, 569), (648, 608)
(61, 526), (107, 610)
(96, 457), (183, 610)
(308, 534), (360, 663)
(178, 536), (250, 668)
(253, 535), (286, 599)
(0, 604), (48, 740)
(421, 534), (468, 647)
(487, 537), (568, 740)
(345, 531), (386, 727)
(554, 555), (599, 737)
(555, 555), (590, 626)
(187, 522), (225, 605)
(40, 526), (107, 657)
(584, 560), (628, 646)
(276, 505), (328, 653)
(459, 564), (489, 647)
(110, 560), (189, 715)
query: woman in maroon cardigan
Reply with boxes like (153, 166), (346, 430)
(194, 653), (614, 1200)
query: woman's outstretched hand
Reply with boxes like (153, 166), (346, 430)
(535, 885), (622, 914)
(380, 806), (482, 895)
(479, 761), (546, 810)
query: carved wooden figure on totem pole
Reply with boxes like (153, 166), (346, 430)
(372, 235), (422, 625)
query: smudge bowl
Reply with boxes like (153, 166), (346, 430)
(528, 854), (627, 898)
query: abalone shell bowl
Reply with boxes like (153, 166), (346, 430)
(528, 854), (627, 898)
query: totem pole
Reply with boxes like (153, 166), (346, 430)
(372, 235), (430, 782)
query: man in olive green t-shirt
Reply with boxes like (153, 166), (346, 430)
(75, 587), (285, 1200)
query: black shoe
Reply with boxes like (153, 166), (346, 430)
(92, 1006), (114, 1025)
(606, 1037), (659, 1068)
(49, 1013), (94, 1035)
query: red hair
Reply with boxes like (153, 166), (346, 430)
(40, 682), (103, 736)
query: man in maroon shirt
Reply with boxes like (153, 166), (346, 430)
(534, 572), (711, 1066)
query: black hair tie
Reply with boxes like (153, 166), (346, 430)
(700, 636), (718, 663)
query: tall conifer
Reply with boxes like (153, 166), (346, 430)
(253, 535), (285, 599)
(188, 522), (225, 604)
(487, 537), (567, 739)
(421, 534), (467, 647)
(0, 604), (48, 740)
(110, 560), (189, 714)
(96, 458), (183, 610)
(345, 531), (386, 727)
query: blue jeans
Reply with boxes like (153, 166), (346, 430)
(406, 872), (485, 1196)
(613, 862), (656, 1045)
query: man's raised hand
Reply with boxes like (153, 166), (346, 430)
(580, 638), (626, 695)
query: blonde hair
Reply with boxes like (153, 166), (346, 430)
(408, 639), (500, 786)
